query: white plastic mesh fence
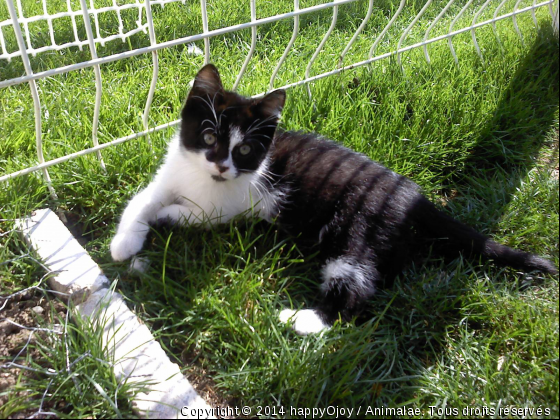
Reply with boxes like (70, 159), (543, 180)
(0, 0), (559, 191)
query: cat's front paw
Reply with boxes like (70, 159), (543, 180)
(279, 309), (331, 335)
(110, 232), (145, 261)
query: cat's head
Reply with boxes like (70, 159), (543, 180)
(180, 64), (286, 182)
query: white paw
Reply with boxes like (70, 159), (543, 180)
(279, 309), (330, 335)
(110, 232), (145, 261)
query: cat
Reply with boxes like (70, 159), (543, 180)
(111, 64), (558, 335)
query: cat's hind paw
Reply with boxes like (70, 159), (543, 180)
(110, 232), (145, 261)
(279, 309), (330, 335)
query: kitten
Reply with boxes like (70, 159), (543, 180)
(111, 64), (557, 335)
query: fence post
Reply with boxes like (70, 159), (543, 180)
(5, 0), (57, 199)
(554, 0), (559, 36)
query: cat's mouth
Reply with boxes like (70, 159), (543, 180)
(211, 175), (227, 182)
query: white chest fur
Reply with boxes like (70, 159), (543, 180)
(111, 136), (281, 261)
(155, 136), (279, 223)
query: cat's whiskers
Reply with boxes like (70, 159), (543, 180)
(210, 92), (220, 120)
(245, 116), (273, 134)
(192, 94), (219, 127)
(254, 114), (278, 126)
(218, 107), (232, 127)
(247, 116), (276, 132)
(245, 118), (261, 134)
(246, 130), (277, 143)
(261, 170), (275, 183)
(254, 157), (276, 185)
(201, 122), (216, 133)
(250, 177), (271, 211)
(259, 170), (277, 187)
(246, 115), (278, 136)
(249, 123), (278, 131)
(251, 133), (272, 140)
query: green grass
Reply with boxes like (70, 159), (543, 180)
(0, 284), (143, 418)
(1, 0), (559, 417)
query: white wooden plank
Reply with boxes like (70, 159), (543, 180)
(16, 208), (213, 419)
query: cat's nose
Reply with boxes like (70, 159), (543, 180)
(217, 164), (229, 173)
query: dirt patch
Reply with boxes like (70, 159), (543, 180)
(179, 348), (246, 419)
(185, 365), (240, 418)
(0, 289), (67, 419)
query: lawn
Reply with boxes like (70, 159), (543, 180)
(1, 0), (559, 417)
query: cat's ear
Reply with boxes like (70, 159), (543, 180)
(190, 64), (224, 97)
(258, 89), (286, 119)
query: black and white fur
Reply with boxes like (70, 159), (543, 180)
(111, 64), (558, 335)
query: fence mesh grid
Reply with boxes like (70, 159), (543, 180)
(1, 0), (558, 190)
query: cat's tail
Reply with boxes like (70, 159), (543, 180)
(411, 196), (558, 275)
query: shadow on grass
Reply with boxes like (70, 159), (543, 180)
(438, 24), (559, 258)
(464, 24), (559, 180)
(359, 23), (560, 406)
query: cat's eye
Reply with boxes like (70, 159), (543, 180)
(239, 145), (251, 155)
(203, 133), (217, 145)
